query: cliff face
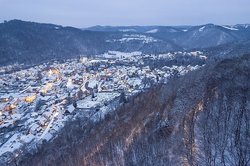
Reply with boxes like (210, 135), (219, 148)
(16, 55), (250, 166)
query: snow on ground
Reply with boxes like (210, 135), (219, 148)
(146, 29), (158, 33)
(199, 26), (206, 32)
(103, 51), (142, 59)
(77, 92), (120, 109)
(67, 104), (75, 113)
(119, 29), (136, 32)
(168, 29), (178, 33)
(0, 133), (22, 156)
(127, 78), (142, 88)
(221, 25), (239, 31)
(158, 53), (175, 60)
(39, 110), (62, 141)
(88, 78), (99, 89)
(106, 34), (158, 44)
(0, 51), (206, 161)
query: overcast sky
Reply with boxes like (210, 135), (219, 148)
(0, 0), (249, 28)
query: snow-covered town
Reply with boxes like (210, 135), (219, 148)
(0, 51), (206, 162)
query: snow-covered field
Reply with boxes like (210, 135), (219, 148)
(106, 34), (159, 43)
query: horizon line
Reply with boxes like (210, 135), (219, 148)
(1, 19), (250, 29)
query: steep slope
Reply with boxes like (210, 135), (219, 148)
(0, 20), (181, 66)
(0, 20), (108, 65)
(13, 55), (250, 166)
(204, 39), (250, 60)
(174, 24), (250, 49)
(87, 24), (250, 50)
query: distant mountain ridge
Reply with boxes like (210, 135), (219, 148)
(86, 23), (250, 48)
(0, 20), (109, 65)
(0, 20), (250, 66)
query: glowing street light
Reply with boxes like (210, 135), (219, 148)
(25, 94), (37, 103)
